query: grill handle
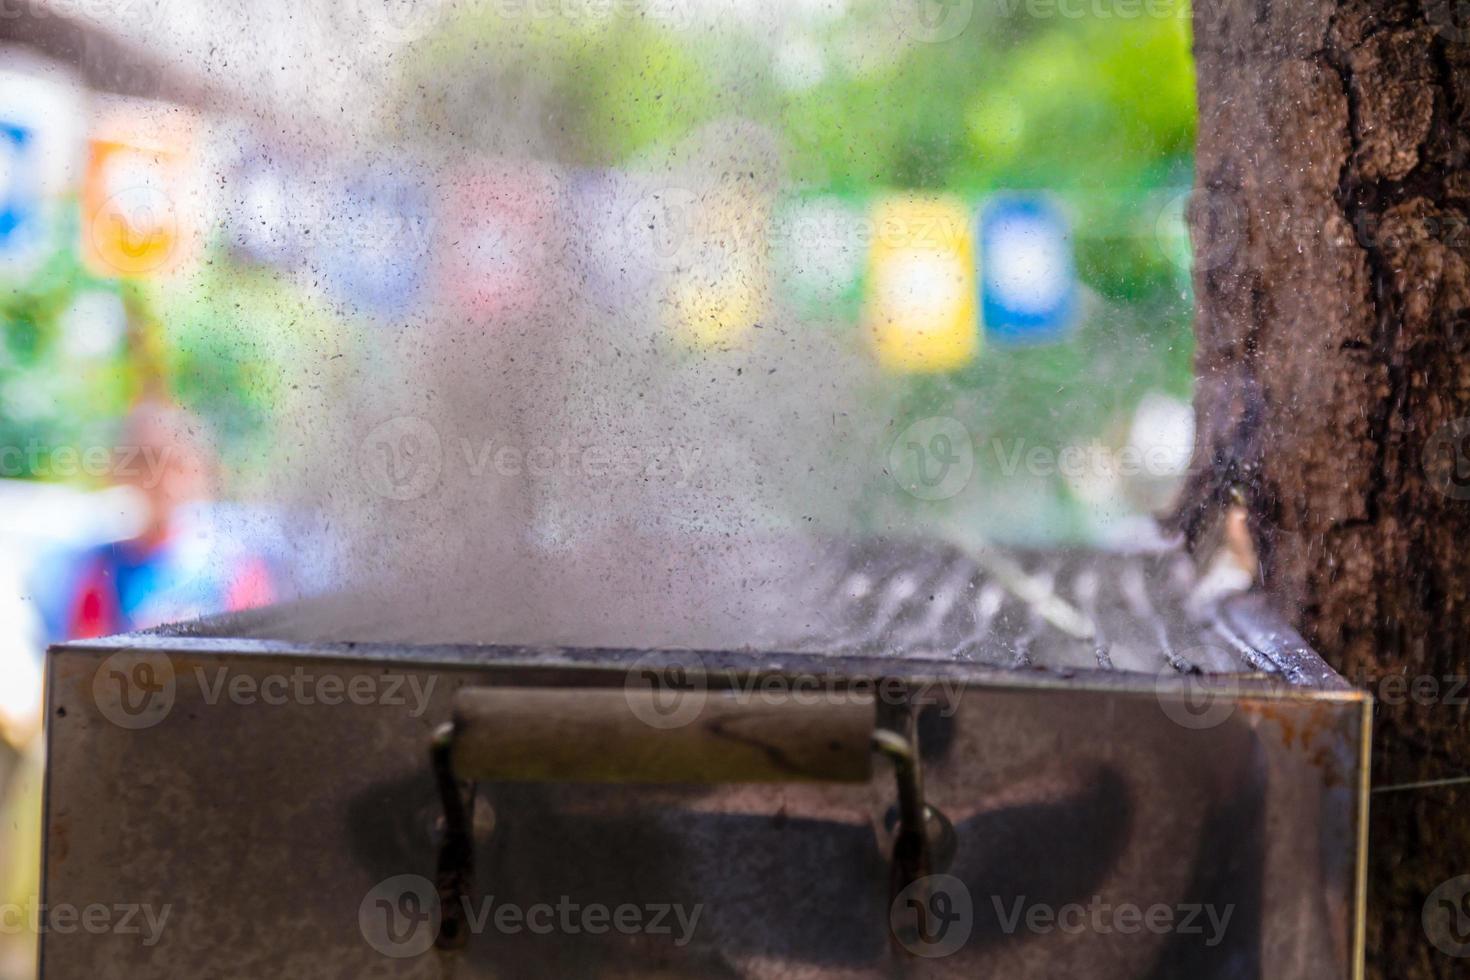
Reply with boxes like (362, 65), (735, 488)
(431, 682), (938, 954)
(449, 686), (876, 784)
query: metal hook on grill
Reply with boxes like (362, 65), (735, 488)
(431, 722), (475, 952)
(873, 724), (930, 891)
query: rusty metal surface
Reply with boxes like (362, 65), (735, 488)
(40, 541), (1368, 978)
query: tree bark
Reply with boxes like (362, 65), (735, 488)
(1182, 1), (1470, 976)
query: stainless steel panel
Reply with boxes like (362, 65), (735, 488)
(41, 626), (1368, 978)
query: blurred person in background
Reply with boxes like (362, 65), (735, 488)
(40, 399), (276, 641)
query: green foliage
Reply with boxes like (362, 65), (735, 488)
(148, 255), (356, 474)
(399, 11), (739, 164)
(0, 208), (134, 479)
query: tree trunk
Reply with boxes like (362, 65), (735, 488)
(1182, 1), (1470, 976)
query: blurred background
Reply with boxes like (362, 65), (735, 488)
(0, 0), (1198, 973)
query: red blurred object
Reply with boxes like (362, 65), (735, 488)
(435, 161), (565, 319)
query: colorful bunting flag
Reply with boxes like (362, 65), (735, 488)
(81, 104), (199, 279)
(0, 121), (40, 264)
(864, 194), (978, 373)
(318, 165), (431, 318)
(979, 194), (1077, 346)
(437, 162), (563, 319)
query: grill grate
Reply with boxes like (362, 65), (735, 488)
(786, 541), (1325, 681)
(212, 535), (1342, 686)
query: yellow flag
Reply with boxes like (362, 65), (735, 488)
(865, 195), (978, 372)
(662, 182), (769, 350)
(82, 103), (198, 280)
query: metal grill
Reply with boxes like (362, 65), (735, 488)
(41, 534), (1368, 979)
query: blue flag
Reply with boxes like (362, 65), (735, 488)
(0, 121), (40, 261)
(979, 195), (1077, 346)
